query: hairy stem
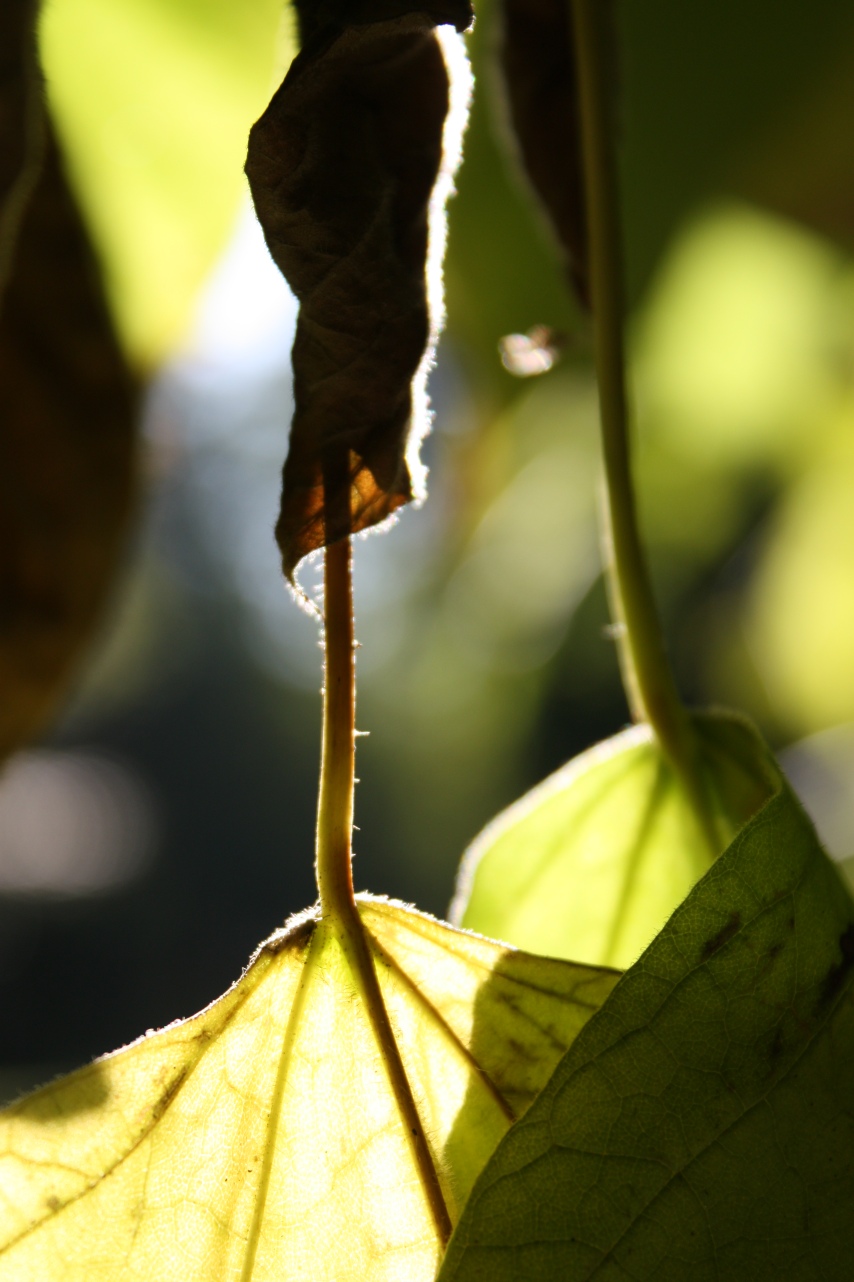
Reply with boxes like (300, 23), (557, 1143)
(570, 0), (719, 854)
(315, 536), (357, 919)
(314, 532), (451, 1244)
(337, 907), (453, 1246)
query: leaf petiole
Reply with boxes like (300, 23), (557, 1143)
(315, 532), (452, 1245)
(315, 535), (357, 922)
(570, 0), (720, 856)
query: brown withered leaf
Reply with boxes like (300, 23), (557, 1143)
(246, 1), (471, 582)
(497, 0), (615, 310)
(0, 8), (137, 761)
(0, 2), (43, 285)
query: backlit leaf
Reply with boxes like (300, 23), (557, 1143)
(0, 896), (618, 1280)
(245, 1), (472, 581)
(0, 4), (137, 762)
(452, 711), (771, 968)
(439, 717), (854, 1281)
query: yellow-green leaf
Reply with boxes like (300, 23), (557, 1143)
(452, 711), (772, 968)
(0, 896), (618, 1280)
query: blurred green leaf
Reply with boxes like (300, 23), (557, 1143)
(441, 372), (600, 672)
(746, 416), (854, 736)
(618, 0), (854, 302)
(632, 205), (841, 472)
(440, 718), (854, 1282)
(445, 0), (854, 404)
(39, 0), (290, 366)
(452, 712), (771, 968)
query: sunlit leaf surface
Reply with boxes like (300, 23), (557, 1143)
(439, 718), (854, 1281)
(452, 712), (771, 968)
(0, 897), (617, 1280)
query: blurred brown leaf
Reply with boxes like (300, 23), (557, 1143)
(0, 1), (138, 761)
(246, 0), (471, 582)
(496, 0), (589, 308)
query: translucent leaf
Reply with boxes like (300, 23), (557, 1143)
(439, 718), (854, 1281)
(452, 711), (771, 969)
(0, 896), (618, 1280)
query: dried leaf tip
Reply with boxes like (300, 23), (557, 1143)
(497, 0), (616, 311)
(246, 1), (473, 584)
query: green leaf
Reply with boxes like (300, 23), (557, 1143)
(842, 856), (854, 895)
(452, 711), (771, 969)
(0, 896), (618, 1280)
(438, 716), (854, 1281)
(745, 431), (854, 735)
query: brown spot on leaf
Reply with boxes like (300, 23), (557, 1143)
(149, 1068), (189, 1124)
(768, 1023), (785, 1069)
(245, 1), (471, 582)
(700, 911), (742, 961)
(264, 910), (318, 955)
(817, 922), (854, 1012)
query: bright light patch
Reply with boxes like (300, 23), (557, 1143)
(499, 326), (565, 377)
(0, 751), (155, 896)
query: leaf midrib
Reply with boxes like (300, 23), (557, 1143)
(239, 924), (321, 1282)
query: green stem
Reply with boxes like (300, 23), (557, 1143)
(314, 535), (451, 1245)
(570, 0), (719, 855)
